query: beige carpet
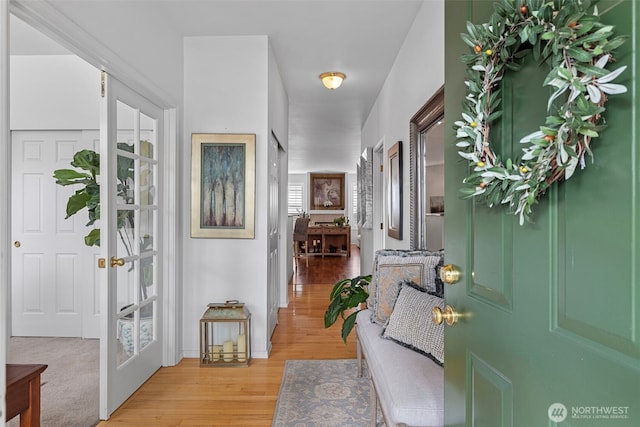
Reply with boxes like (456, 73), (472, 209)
(7, 336), (100, 427)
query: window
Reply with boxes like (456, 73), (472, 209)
(351, 183), (358, 224)
(288, 183), (303, 215)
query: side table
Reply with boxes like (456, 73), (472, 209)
(6, 364), (48, 427)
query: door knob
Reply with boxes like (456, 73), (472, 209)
(14, 241), (21, 248)
(110, 257), (125, 268)
(440, 264), (461, 284)
(432, 305), (460, 326)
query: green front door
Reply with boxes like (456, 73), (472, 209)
(444, 1), (639, 426)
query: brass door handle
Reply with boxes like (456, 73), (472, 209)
(110, 257), (125, 268)
(440, 264), (461, 284)
(14, 241), (21, 248)
(432, 305), (460, 326)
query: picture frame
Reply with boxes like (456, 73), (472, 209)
(191, 133), (255, 239)
(387, 141), (402, 239)
(310, 172), (345, 210)
(358, 147), (374, 228)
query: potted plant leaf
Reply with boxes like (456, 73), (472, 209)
(324, 274), (371, 343)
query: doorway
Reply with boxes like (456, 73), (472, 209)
(8, 13), (103, 425)
(7, 12), (174, 422)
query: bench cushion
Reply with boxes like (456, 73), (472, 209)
(357, 309), (444, 426)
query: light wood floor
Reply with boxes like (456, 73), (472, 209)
(97, 248), (361, 426)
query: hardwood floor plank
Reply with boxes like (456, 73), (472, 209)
(97, 246), (360, 426)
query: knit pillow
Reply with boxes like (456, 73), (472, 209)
(382, 283), (444, 366)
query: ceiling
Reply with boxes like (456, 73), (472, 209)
(10, 0), (426, 174)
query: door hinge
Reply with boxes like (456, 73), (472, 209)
(380, 222), (383, 230)
(380, 164), (383, 173)
(101, 71), (106, 98)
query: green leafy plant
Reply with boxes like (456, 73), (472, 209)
(53, 149), (102, 246)
(53, 145), (154, 304)
(324, 274), (371, 343)
(333, 216), (349, 226)
(53, 146), (136, 247)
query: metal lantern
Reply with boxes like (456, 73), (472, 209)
(200, 301), (251, 367)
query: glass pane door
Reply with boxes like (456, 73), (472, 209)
(100, 74), (163, 419)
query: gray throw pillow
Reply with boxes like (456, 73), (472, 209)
(382, 283), (444, 366)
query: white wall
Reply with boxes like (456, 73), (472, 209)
(183, 35), (287, 358)
(10, 55), (100, 129)
(360, 0), (444, 261)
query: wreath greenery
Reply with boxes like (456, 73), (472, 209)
(455, 0), (627, 224)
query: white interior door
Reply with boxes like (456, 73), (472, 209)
(267, 133), (280, 339)
(11, 130), (100, 338)
(99, 73), (163, 419)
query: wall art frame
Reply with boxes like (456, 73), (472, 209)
(358, 147), (373, 228)
(388, 141), (402, 239)
(310, 172), (345, 211)
(191, 133), (256, 239)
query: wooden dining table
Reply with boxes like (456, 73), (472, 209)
(6, 364), (48, 427)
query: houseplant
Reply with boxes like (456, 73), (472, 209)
(53, 145), (154, 302)
(333, 216), (348, 227)
(324, 274), (371, 343)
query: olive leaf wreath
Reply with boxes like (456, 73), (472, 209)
(455, 0), (627, 225)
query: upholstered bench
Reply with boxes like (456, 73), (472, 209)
(355, 249), (445, 427)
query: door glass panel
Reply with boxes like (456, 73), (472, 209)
(140, 159), (154, 206)
(139, 252), (155, 300)
(116, 239), (135, 310)
(117, 152), (135, 205)
(117, 315), (135, 365)
(116, 258), (136, 366)
(116, 208), (136, 258)
(139, 209), (155, 249)
(139, 302), (154, 352)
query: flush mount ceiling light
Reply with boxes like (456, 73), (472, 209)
(319, 72), (346, 90)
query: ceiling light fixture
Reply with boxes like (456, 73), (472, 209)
(319, 72), (346, 90)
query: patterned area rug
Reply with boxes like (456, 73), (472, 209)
(272, 359), (373, 427)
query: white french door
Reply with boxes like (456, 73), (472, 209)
(99, 73), (163, 419)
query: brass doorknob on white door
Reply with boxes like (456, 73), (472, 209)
(432, 305), (460, 326)
(440, 264), (461, 284)
(14, 241), (21, 248)
(110, 257), (125, 268)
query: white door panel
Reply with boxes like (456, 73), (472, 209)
(11, 130), (100, 338)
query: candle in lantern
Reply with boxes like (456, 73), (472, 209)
(237, 334), (246, 362)
(209, 345), (222, 361)
(223, 340), (234, 362)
